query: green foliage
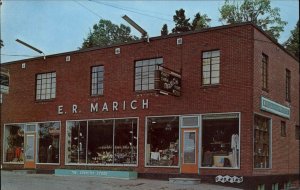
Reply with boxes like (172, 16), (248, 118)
(284, 21), (299, 58)
(191, 13), (211, 31)
(81, 19), (139, 49)
(0, 39), (3, 48)
(170, 9), (211, 34)
(172, 9), (191, 33)
(161, 24), (169, 36)
(219, 0), (287, 40)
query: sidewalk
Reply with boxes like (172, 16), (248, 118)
(1, 170), (241, 190)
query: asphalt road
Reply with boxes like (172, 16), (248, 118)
(1, 170), (241, 190)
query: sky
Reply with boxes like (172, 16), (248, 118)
(1, 0), (299, 63)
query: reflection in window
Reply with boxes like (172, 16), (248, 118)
(146, 116), (179, 166)
(66, 118), (138, 165)
(66, 121), (87, 164)
(4, 124), (25, 163)
(37, 122), (60, 163)
(202, 114), (239, 168)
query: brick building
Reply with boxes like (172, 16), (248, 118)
(1, 23), (299, 189)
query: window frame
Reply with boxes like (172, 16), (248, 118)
(90, 65), (104, 96)
(35, 71), (56, 101)
(201, 50), (220, 86)
(134, 57), (163, 92)
(295, 125), (300, 140)
(262, 54), (268, 91)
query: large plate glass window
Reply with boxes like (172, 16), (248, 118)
(254, 115), (271, 168)
(201, 113), (240, 168)
(36, 72), (56, 100)
(37, 122), (60, 163)
(4, 124), (25, 163)
(146, 116), (179, 167)
(66, 118), (138, 165)
(135, 58), (163, 91)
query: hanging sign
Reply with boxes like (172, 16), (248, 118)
(155, 67), (181, 97)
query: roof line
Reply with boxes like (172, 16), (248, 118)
(2, 22), (298, 65)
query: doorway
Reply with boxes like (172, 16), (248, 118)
(24, 124), (36, 169)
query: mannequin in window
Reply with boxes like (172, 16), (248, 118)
(47, 144), (54, 163)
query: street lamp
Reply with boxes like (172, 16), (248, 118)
(122, 15), (149, 43)
(16, 39), (46, 59)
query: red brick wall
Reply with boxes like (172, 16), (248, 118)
(2, 24), (297, 178)
(252, 28), (299, 176)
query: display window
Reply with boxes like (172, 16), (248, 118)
(37, 122), (60, 164)
(201, 113), (240, 168)
(66, 118), (138, 165)
(146, 116), (179, 167)
(4, 124), (25, 163)
(254, 115), (271, 168)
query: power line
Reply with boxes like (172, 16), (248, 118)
(1, 53), (39, 58)
(88, 0), (173, 23)
(74, 0), (104, 19)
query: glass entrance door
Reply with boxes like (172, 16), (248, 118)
(181, 128), (199, 173)
(24, 124), (36, 168)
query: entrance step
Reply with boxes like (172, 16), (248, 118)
(169, 178), (201, 185)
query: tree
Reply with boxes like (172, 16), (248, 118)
(284, 21), (299, 58)
(81, 19), (139, 49)
(170, 9), (211, 34)
(161, 24), (169, 36)
(172, 9), (191, 33)
(0, 39), (3, 48)
(191, 13), (211, 30)
(219, 0), (287, 40)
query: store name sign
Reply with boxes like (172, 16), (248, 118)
(261, 96), (290, 119)
(57, 99), (149, 115)
(155, 68), (181, 97)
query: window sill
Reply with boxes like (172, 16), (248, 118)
(262, 88), (269, 93)
(35, 99), (56, 103)
(135, 90), (157, 95)
(200, 84), (220, 89)
(90, 94), (104, 98)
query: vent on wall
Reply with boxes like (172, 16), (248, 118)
(66, 55), (71, 62)
(115, 48), (120, 54)
(21, 63), (26, 69)
(177, 38), (183, 45)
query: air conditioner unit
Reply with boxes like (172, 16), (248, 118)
(21, 63), (26, 69)
(177, 38), (183, 45)
(66, 56), (71, 62)
(115, 48), (121, 54)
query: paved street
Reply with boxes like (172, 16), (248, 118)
(1, 170), (241, 190)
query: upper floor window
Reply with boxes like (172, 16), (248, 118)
(36, 72), (56, 100)
(91, 65), (104, 96)
(285, 69), (291, 102)
(202, 50), (220, 85)
(262, 54), (268, 91)
(281, 121), (286, 137)
(135, 58), (163, 91)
